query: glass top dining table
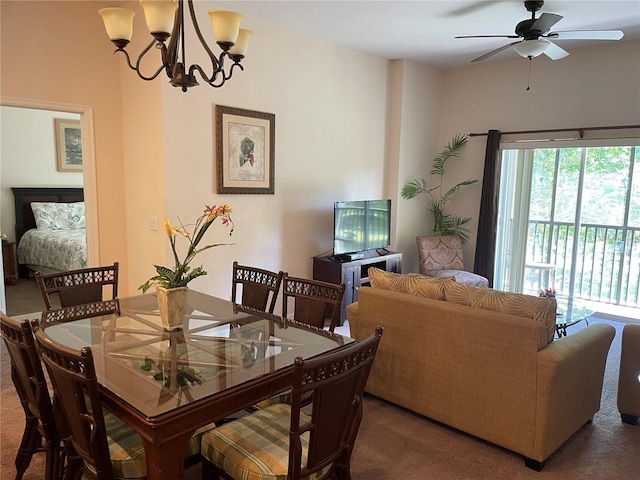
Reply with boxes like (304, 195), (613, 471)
(40, 290), (354, 480)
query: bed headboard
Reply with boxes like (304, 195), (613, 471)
(11, 187), (84, 244)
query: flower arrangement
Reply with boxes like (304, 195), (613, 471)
(139, 204), (234, 293)
(539, 288), (557, 298)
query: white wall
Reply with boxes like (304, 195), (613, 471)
(387, 60), (445, 273)
(0, 106), (82, 241)
(150, 13), (389, 299)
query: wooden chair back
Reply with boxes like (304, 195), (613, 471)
(35, 262), (119, 310)
(39, 299), (121, 327)
(289, 326), (383, 479)
(0, 314), (64, 480)
(282, 275), (346, 331)
(231, 261), (284, 314)
(32, 321), (114, 480)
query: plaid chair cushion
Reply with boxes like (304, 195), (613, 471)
(201, 403), (331, 480)
(84, 412), (215, 478)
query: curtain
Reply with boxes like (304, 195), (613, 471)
(473, 129), (501, 286)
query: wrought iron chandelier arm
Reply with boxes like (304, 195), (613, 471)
(189, 61), (243, 88)
(187, 0), (221, 72)
(114, 39), (167, 81)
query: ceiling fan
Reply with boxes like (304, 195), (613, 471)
(456, 0), (624, 63)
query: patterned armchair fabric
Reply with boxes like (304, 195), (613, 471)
(417, 235), (489, 288)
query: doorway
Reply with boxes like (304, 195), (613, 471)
(0, 97), (99, 314)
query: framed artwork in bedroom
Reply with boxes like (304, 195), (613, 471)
(54, 118), (83, 172)
(216, 105), (275, 194)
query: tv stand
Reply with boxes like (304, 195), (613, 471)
(313, 250), (402, 325)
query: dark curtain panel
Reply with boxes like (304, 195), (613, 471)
(473, 129), (502, 287)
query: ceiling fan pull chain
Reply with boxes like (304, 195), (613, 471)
(526, 57), (532, 91)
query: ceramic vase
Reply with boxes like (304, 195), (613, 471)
(156, 286), (188, 331)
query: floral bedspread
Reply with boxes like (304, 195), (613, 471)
(17, 228), (87, 271)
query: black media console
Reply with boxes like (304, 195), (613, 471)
(312, 250), (402, 325)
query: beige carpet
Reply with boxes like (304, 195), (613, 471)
(1, 317), (638, 479)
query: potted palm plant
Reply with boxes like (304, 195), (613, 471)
(401, 134), (477, 244)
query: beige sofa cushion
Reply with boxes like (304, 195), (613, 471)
(445, 282), (557, 343)
(368, 267), (455, 300)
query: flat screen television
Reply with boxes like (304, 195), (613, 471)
(333, 199), (391, 256)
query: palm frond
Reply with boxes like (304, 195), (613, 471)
(401, 133), (475, 244)
(430, 134), (469, 177)
(441, 179), (478, 203)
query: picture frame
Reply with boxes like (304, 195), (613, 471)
(216, 105), (275, 194)
(54, 118), (83, 172)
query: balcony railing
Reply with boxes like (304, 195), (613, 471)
(525, 220), (640, 308)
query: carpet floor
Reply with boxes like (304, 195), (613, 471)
(1, 316), (638, 479)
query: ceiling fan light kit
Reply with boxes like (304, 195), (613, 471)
(98, 0), (252, 92)
(512, 39), (550, 58)
(455, 0), (623, 64)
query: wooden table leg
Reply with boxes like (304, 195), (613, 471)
(141, 432), (192, 480)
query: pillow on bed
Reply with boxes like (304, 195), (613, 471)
(31, 202), (85, 230)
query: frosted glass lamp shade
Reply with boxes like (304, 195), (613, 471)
(229, 29), (252, 56)
(139, 0), (178, 34)
(513, 39), (550, 58)
(99, 7), (136, 41)
(209, 10), (243, 44)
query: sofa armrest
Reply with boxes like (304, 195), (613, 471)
(346, 301), (359, 334)
(532, 323), (615, 461)
(618, 323), (640, 422)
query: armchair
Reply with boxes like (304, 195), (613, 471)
(417, 235), (489, 287)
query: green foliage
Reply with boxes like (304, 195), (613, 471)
(401, 134), (477, 243)
(140, 356), (204, 389)
(138, 204), (234, 293)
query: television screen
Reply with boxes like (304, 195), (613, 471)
(333, 199), (391, 255)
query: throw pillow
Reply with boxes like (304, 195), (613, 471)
(444, 283), (556, 343)
(31, 202), (86, 230)
(443, 282), (478, 306)
(368, 267), (455, 299)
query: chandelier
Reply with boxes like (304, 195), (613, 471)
(98, 0), (251, 92)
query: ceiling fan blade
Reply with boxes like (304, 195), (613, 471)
(471, 41), (522, 63)
(455, 35), (519, 39)
(530, 13), (563, 34)
(547, 30), (624, 40)
(543, 41), (569, 60)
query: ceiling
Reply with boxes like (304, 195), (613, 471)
(214, 0), (640, 68)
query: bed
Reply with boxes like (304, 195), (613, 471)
(12, 187), (86, 277)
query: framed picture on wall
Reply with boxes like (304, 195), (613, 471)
(216, 105), (275, 194)
(54, 118), (83, 172)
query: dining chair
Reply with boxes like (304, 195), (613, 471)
(282, 274), (346, 332)
(39, 299), (121, 326)
(35, 262), (119, 311)
(31, 321), (212, 480)
(231, 261), (284, 314)
(200, 326), (384, 480)
(0, 313), (64, 480)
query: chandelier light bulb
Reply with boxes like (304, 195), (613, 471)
(139, 0), (179, 36)
(99, 7), (135, 42)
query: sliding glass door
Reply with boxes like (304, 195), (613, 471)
(494, 142), (640, 308)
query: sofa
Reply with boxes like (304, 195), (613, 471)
(617, 323), (640, 425)
(346, 269), (616, 470)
